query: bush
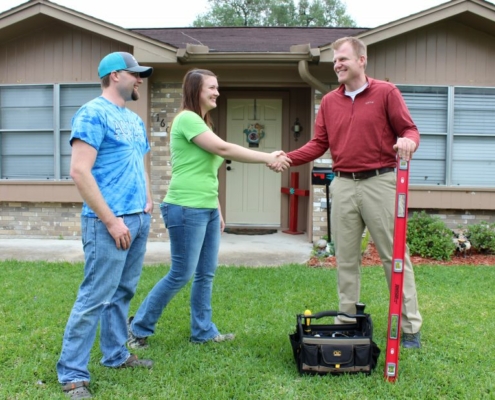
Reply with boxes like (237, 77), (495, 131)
(466, 221), (495, 254)
(407, 211), (455, 260)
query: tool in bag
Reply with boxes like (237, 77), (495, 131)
(384, 157), (410, 382)
(289, 303), (380, 375)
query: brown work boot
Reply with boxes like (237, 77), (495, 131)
(118, 354), (153, 369)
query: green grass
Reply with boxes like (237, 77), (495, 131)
(1, 260), (494, 399)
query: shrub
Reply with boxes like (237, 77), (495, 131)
(466, 221), (495, 254)
(407, 211), (455, 260)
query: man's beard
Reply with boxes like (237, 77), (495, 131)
(131, 88), (140, 101)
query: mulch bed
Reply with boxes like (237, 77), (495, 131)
(308, 242), (495, 268)
(224, 228), (277, 235)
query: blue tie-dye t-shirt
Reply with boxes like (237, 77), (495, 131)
(70, 96), (150, 217)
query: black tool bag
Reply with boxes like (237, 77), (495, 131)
(289, 309), (380, 375)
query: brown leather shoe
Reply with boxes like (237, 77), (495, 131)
(118, 354), (153, 369)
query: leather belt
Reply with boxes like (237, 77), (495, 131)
(335, 167), (395, 180)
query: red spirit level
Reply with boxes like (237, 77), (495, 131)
(384, 157), (410, 382)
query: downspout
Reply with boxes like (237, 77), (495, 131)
(291, 46), (330, 243)
(290, 44), (329, 94)
(297, 59), (329, 95)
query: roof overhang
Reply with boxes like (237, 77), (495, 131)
(320, 0), (495, 62)
(0, 0), (178, 64)
(176, 43), (320, 65)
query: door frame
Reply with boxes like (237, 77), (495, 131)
(215, 90), (291, 228)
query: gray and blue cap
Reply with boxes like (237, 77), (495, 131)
(98, 52), (153, 79)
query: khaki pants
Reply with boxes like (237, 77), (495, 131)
(330, 172), (422, 333)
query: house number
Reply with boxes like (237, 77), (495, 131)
(156, 114), (166, 127)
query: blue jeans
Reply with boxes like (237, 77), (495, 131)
(130, 203), (221, 343)
(57, 212), (150, 383)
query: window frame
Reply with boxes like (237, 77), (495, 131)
(397, 84), (495, 188)
(0, 82), (101, 181)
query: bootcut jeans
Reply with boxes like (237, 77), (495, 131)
(130, 202), (221, 342)
(57, 212), (150, 383)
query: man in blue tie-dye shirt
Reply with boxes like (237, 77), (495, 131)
(57, 52), (154, 399)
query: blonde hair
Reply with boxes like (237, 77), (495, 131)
(332, 37), (367, 68)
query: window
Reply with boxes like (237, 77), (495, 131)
(0, 83), (101, 180)
(452, 87), (495, 186)
(398, 85), (495, 187)
(398, 86), (448, 185)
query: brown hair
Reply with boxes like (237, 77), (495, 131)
(332, 37), (367, 68)
(101, 74), (111, 88)
(180, 69), (217, 128)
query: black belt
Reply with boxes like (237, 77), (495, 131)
(335, 167), (395, 180)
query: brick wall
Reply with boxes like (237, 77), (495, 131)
(309, 207), (495, 243)
(3, 201), (493, 242)
(412, 209), (495, 230)
(310, 90), (333, 242)
(147, 82), (182, 240)
(0, 202), (81, 239)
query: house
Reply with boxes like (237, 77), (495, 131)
(1, 0), (494, 243)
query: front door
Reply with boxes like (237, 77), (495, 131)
(225, 99), (282, 225)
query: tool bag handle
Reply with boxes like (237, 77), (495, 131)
(296, 310), (371, 338)
(299, 310), (366, 320)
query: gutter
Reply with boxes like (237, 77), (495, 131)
(176, 44), (329, 95)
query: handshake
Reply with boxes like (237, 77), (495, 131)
(266, 150), (292, 173)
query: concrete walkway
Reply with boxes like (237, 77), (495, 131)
(0, 231), (313, 267)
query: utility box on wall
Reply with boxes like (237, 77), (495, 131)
(311, 167), (334, 186)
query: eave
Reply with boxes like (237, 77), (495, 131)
(319, 0), (495, 62)
(357, 0), (495, 45)
(176, 44), (320, 65)
(0, 0), (178, 64)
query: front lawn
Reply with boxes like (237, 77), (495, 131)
(0, 260), (494, 399)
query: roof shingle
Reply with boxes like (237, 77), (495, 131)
(131, 27), (369, 52)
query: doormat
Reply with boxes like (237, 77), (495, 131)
(224, 228), (277, 235)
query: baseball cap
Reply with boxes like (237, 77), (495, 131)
(98, 52), (153, 79)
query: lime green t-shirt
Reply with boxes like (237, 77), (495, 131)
(164, 110), (224, 208)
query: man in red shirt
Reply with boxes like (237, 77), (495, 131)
(274, 36), (422, 348)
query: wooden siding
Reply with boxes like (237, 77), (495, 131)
(0, 181), (81, 202)
(0, 21), (130, 85)
(410, 187), (495, 209)
(367, 20), (495, 86)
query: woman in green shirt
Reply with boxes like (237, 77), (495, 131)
(128, 69), (291, 345)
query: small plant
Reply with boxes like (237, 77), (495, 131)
(466, 221), (495, 254)
(407, 211), (455, 260)
(315, 228), (369, 258)
(452, 227), (472, 256)
(312, 238), (334, 258)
